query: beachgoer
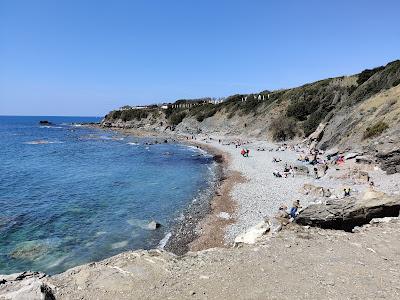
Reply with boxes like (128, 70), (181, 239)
(290, 200), (301, 218)
(344, 188), (351, 197)
(240, 149), (246, 157)
(289, 165), (294, 177)
(324, 163), (329, 174)
(313, 167), (319, 179)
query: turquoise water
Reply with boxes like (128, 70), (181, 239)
(0, 116), (215, 274)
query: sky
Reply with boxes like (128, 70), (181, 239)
(0, 0), (399, 116)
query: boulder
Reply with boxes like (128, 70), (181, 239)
(296, 189), (400, 231)
(293, 164), (309, 175)
(234, 221), (270, 245)
(148, 221), (161, 230)
(0, 271), (55, 300)
(308, 123), (326, 142)
(301, 184), (332, 198)
(377, 149), (400, 174)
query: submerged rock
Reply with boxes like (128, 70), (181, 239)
(148, 221), (161, 230)
(296, 189), (400, 231)
(10, 241), (49, 260)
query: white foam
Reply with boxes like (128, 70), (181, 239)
(24, 140), (64, 145)
(40, 126), (63, 129)
(158, 232), (172, 249)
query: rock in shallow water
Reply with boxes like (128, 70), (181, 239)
(10, 240), (49, 260)
(148, 221), (161, 230)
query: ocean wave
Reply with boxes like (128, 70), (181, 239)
(24, 140), (64, 145)
(127, 142), (139, 145)
(40, 126), (63, 129)
(186, 145), (210, 156)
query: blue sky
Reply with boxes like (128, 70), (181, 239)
(1, 0), (399, 116)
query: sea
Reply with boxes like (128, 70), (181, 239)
(0, 116), (216, 275)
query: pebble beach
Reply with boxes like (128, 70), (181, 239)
(193, 136), (400, 244)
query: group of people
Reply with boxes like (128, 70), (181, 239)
(272, 163), (294, 178)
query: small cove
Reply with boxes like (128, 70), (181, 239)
(0, 116), (216, 274)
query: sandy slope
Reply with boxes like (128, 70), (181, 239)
(49, 219), (400, 300)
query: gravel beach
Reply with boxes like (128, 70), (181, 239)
(194, 136), (400, 244)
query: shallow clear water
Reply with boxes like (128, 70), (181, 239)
(0, 116), (215, 274)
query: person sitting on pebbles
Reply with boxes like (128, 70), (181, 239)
(290, 200), (302, 219)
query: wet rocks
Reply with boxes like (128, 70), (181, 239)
(148, 221), (161, 230)
(296, 189), (400, 231)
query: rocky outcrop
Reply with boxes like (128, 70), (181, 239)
(377, 149), (400, 174)
(148, 220), (161, 230)
(301, 184), (332, 198)
(296, 189), (400, 231)
(39, 120), (52, 125)
(234, 221), (270, 245)
(0, 271), (55, 300)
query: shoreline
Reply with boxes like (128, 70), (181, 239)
(93, 125), (239, 255)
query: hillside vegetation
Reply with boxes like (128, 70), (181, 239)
(102, 60), (400, 152)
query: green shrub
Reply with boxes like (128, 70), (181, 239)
(169, 112), (187, 125)
(270, 117), (298, 141)
(303, 109), (329, 137)
(286, 101), (309, 121)
(189, 104), (219, 122)
(363, 121), (389, 139)
(120, 109), (149, 122)
(107, 110), (122, 120)
(357, 66), (384, 85)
